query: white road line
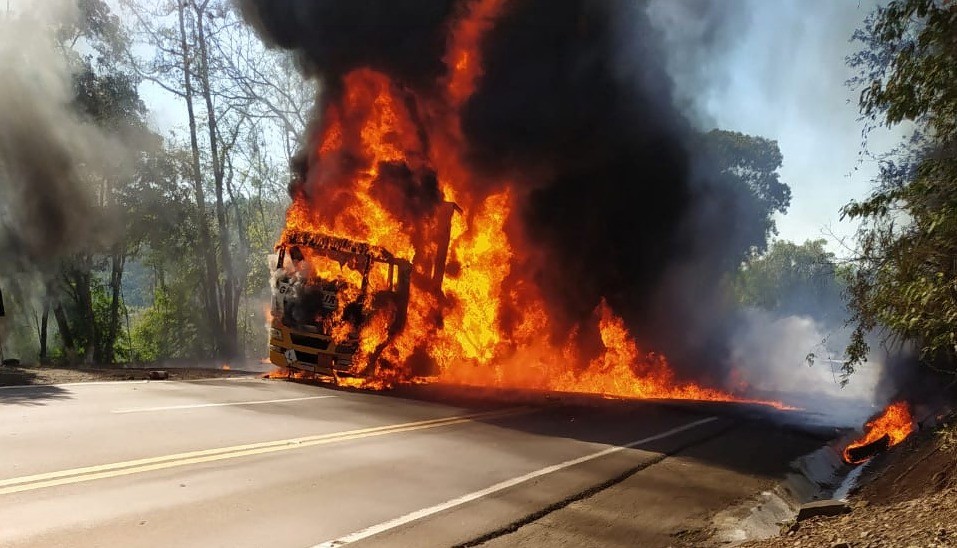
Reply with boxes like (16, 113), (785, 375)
(180, 376), (264, 383)
(312, 416), (719, 548)
(112, 395), (335, 413)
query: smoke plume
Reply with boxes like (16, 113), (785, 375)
(238, 0), (783, 383)
(645, 0), (941, 407)
(0, 1), (130, 269)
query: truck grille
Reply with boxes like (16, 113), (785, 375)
(295, 351), (320, 365)
(290, 334), (332, 350)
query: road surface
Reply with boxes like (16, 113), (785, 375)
(0, 377), (825, 547)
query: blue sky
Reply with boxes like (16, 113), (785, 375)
(650, 0), (903, 255)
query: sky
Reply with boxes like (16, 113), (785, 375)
(649, 0), (903, 256)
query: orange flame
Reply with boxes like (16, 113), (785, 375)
(843, 401), (916, 463)
(274, 0), (789, 409)
(266, 368), (308, 380)
(445, 0), (510, 106)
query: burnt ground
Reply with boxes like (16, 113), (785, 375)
(0, 364), (261, 387)
(742, 417), (957, 548)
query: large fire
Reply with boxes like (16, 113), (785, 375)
(276, 0), (785, 408)
(843, 401), (916, 463)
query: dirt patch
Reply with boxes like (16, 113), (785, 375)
(742, 420), (957, 548)
(0, 365), (258, 387)
(741, 488), (957, 547)
(853, 427), (957, 505)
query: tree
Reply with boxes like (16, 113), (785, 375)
(701, 129), (792, 251)
(36, 0), (157, 366)
(70, 66), (154, 365)
(842, 0), (957, 375)
(121, 0), (310, 360)
(212, 14), (315, 168)
(734, 239), (845, 324)
(120, 0), (237, 357)
(3, 0), (297, 365)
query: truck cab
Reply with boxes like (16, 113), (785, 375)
(268, 199), (459, 381)
(268, 232), (412, 380)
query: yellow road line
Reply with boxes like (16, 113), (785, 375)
(0, 407), (529, 496)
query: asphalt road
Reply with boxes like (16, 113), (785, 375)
(0, 377), (826, 547)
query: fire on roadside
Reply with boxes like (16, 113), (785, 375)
(273, 0), (789, 410)
(843, 401), (916, 464)
(266, 368), (308, 380)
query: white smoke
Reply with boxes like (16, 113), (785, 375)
(731, 308), (885, 425)
(643, 0), (915, 424)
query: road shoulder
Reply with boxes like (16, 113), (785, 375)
(741, 418), (957, 548)
(474, 422), (821, 548)
(0, 364), (259, 387)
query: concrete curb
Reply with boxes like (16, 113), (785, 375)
(711, 435), (856, 544)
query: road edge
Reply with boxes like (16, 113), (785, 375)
(452, 418), (736, 548)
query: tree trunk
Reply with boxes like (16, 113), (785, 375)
(73, 265), (96, 366)
(226, 157), (250, 358)
(177, 0), (224, 355)
(194, 2), (238, 358)
(53, 302), (76, 365)
(103, 248), (126, 365)
(39, 298), (49, 365)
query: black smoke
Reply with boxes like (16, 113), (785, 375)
(237, 0), (773, 383)
(463, 1), (706, 371)
(236, 1), (460, 86)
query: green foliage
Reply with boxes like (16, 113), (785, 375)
(734, 239), (846, 323)
(58, 272), (119, 358)
(2, 0), (299, 366)
(131, 286), (208, 362)
(72, 67), (145, 133)
(843, 0), (957, 376)
(704, 129), (792, 220)
(57, 0), (129, 67)
(0, 278), (40, 361)
(700, 129), (792, 253)
(48, 2), (160, 366)
(849, 0), (957, 140)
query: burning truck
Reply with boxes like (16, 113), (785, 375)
(247, 0), (792, 406)
(268, 203), (460, 382)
